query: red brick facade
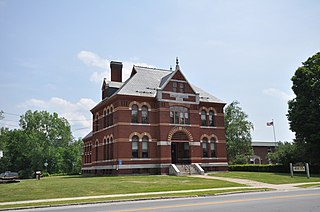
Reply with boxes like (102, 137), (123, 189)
(82, 60), (228, 175)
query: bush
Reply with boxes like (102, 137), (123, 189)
(228, 164), (289, 173)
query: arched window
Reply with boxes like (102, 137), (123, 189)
(103, 138), (107, 160)
(95, 141), (99, 161)
(131, 104), (138, 123)
(201, 110), (207, 126)
(95, 113), (99, 131)
(209, 110), (215, 127)
(106, 109), (110, 127)
(202, 137), (208, 158)
(210, 138), (216, 157)
(141, 106), (148, 124)
(109, 108), (113, 126)
(170, 106), (189, 124)
(109, 137), (113, 160)
(107, 138), (110, 160)
(104, 110), (108, 128)
(132, 135), (139, 158)
(142, 136), (149, 158)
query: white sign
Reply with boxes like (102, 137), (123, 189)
(0, 150), (3, 158)
(293, 166), (305, 172)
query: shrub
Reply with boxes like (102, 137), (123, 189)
(228, 164), (289, 173)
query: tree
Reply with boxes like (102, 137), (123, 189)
(268, 142), (300, 165)
(224, 101), (253, 164)
(0, 110), (4, 120)
(287, 52), (320, 164)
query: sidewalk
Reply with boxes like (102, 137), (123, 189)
(190, 174), (319, 191)
(1, 175), (318, 207)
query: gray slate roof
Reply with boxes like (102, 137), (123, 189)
(113, 66), (224, 104)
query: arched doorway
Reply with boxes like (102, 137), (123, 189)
(170, 130), (191, 164)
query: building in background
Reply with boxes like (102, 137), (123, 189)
(82, 59), (228, 175)
(250, 141), (277, 164)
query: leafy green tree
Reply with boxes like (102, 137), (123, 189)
(0, 110), (4, 120)
(268, 142), (300, 165)
(0, 110), (82, 178)
(224, 101), (254, 164)
(287, 52), (320, 164)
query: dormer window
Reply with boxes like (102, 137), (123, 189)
(179, 83), (184, 93)
(173, 82), (177, 92)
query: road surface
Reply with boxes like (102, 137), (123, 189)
(10, 188), (320, 212)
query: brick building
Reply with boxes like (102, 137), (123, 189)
(250, 141), (276, 164)
(82, 59), (228, 175)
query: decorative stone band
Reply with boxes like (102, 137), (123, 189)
(157, 141), (171, 146)
(82, 163), (172, 170)
(189, 142), (201, 146)
(199, 162), (229, 167)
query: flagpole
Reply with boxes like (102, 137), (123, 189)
(272, 119), (277, 149)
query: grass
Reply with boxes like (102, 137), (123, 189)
(209, 171), (320, 184)
(0, 188), (270, 210)
(0, 175), (243, 203)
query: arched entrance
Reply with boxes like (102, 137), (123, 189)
(168, 127), (193, 164)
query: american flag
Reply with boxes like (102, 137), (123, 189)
(267, 121), (273, 126)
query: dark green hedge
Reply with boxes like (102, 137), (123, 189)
(228, 164), (289, 173)
(229, 164), (320, 174)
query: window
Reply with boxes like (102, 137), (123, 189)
(107, 138), (110, 160)
(209, 111), (215, 127)
(131, 104), (138, 123)
(95, 141), (99, 161)
(109, 137), (113, 159)
(132, 136), (139, 158)
(201, 110), (207, 126)
(103, 138), (107, 160)
(109, 108), (113, 126)
(141, 106), (148, 123)
(183, 142), (189, 158)
(210, 138), (216, 157)
(173, 82), (177, 92)
(179, 83), (184, 93)
(95, 114), (99, 131)
(202, 138), (208, 157)
(170, 106), (189, 124)
(106, 109), (110, 127)
(142, 136), (148, 158)
(103, 110), (108, 128)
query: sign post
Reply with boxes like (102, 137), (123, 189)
(290, 163), (293, 178)
(305, 163), (310, 179)
(290, 163), (310, 178)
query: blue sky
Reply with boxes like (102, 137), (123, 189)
(0, 0), (319, 141)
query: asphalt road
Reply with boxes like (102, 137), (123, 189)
(10, 188), (320, 212)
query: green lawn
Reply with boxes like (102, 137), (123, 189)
(1, 188), (270, 210)
(209, 171), (320, 184)
(0, 175), (243, 202)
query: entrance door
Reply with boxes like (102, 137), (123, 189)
(171, 142), (190, 164)
(171, 143), (177, 164)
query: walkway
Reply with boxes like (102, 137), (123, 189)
(190, 174), (318, 191)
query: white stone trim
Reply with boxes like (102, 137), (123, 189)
(199, 162), (228, 167)
(157, 141), (171, 146)
(189, 142), (200, 146)
(82, 163), (171, 170)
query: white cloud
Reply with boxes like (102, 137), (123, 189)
(77, 51), (108, 69)
(18, 97), (96, 138)
(77, 50), (155, 83)
(263, 88), (295, 102)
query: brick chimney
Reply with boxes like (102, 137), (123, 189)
(110, 61), (123, 82)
